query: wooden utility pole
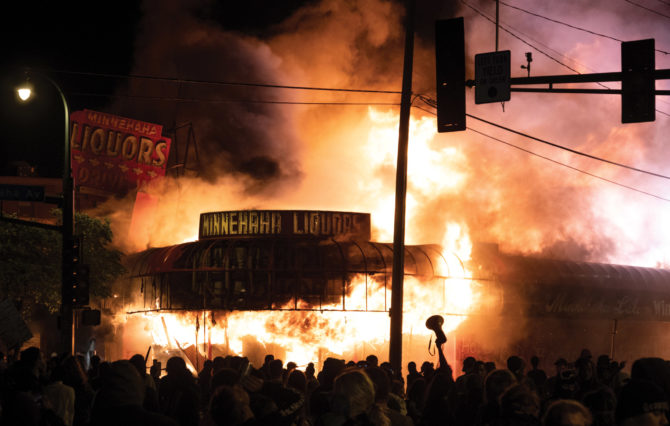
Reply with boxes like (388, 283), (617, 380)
(389, 0), (415, 378)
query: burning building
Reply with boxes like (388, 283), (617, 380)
(111, 208), (670, 374)
(116, 209), (477, 371)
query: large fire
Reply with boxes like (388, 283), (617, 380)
(130, 273), (479, 371)
(114, 107), (482, 371)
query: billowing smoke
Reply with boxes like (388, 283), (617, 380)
(86, 0), (670, 364)
(93, 0), (670, 264)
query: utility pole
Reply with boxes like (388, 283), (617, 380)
(389, 0), (415, 378)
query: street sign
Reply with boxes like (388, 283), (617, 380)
(475, 50), (511, 104)
(0, 184), (45, 202)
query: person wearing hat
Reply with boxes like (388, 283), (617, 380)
(616, 379), (669, 426)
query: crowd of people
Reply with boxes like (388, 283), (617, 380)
(1, 346), (669, 426)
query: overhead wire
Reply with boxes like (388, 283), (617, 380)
(500, 0), (670, 54)
(466, 126), (670, 202)
(624, 0), (670, 19)
(417, 94), (670, 180)
(412, 102), (670, 202)
(460, 1), (592, 76)
(52, 69), (402, 95)
(460, 0), (670, 116)
(465, 112), (670, 180)
(69, 91), (400, 106)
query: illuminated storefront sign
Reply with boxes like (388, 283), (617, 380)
(70, 109), (172, 196)
(199, 210), (371, 240)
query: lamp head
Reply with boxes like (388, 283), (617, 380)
(16, 81), (34, 102)
(16, 71), (34, 102)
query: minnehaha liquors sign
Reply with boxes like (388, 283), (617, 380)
(70, 110), (172, 196)
(199, 210), (371, 241)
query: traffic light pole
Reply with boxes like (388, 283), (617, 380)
(389, 0), (415, 379)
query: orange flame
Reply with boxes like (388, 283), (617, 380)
(118, 107), (481, 370)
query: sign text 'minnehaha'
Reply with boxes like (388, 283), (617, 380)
(199, 210), (371, 241)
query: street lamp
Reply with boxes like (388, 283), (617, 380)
(16, 71), (75, 355)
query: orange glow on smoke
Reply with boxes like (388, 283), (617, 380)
(121, 107), (481, 368)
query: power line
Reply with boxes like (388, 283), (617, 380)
(416, 95), (670, 180)
(460, 1), (602, 79)
(53, 69), (402, 95)
(69, 91), (400, 106)
(466, 113), (670, 180)
(466, 127), (670, 202)
(624, 0), (670, 19)
(412, 104), (670, 202)
(459, 1), (670, 116)
(500, 1), (670, 54)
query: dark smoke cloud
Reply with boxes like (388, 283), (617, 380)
(111, 0), (304, 192)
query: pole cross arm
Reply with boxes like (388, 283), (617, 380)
(508, 69), (670, 85)
(466, 69), (670, 88)
(511, 88), (670, 95)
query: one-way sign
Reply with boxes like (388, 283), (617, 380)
(475, 50), (511, 104)
(0, 184), (45, 202)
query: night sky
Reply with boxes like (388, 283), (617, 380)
(0, 0), (313, 177)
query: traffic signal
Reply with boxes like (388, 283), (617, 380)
(435, 17), (465, 132)
(74, 264), (90, 307)
(64, 235), (89, 307)
(621, 39), (655, 123)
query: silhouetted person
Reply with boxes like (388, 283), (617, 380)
(542, 399), (592, 426)
(204, 385), (257, 426)
(366, 366), (413, 426)
(90, 360), (177, 426)
(43, 359), (76, 426)
(582, 387), (616, 426)
(527, 356), (547, 394)
(305, 362), (319, 393)
(407, 362), (422, 392)
(61, 355), (94, 426)
(212, 356), (225, 376)
(1, 346), (63, 426)
(420, 361), (435, 384)
(507, 356), (526, 383)
(158, 357), (199, 426)
(616, 379), (669, 426)
(260, 354), (274, 380)
(498, 383), (541, 426)
(129, 354), (159, 412)
(475, 369), (517, 426)
(420, 362), (455, 426)
(311, 357), (346, 421)
(258, 358), (303, 425)
(317, 369), (390, 426)
(367, 354), (379, 368)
